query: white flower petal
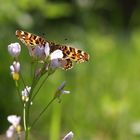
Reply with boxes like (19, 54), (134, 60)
(10, 61), (20, 73)
(44, 42), (50, 57)
(22, 86), (31, 96)
(8, 43), (21, 57)
(6, 125), (14, 138)
(62, 131), (74, 140)
(58, 81), (66, 90)
(7, 115), (21, 126)
(14, 62), (20, 72)
(62, 90), (70, 94)
(33, 45), (45, 58)
(10, 65), (14, 72)
(50, 59), (61, 69)
(13, 61), (16, 65)
(50, 50), (63, 60)
(55, 81), (70, 99)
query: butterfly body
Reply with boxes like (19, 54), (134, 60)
(16, 30), (89, 70)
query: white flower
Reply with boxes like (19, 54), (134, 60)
(10, 61), (20, 81)
(44, 42), (64, 69)
(54, 81), (70, 99)
(58, 81), (70, 94)
(50, 59), (62, 69)
(6, 115), (21, 138)
(62, 131), (74, 140)
(30, 42), (49, 59)
(44, 42), (63, 59)
(50, 50), (64, 69)
(33, 45), (45, 59)
(10, 61), (20, 74)
(7, 115), (21, 127)
(6, 125), (14, 138)
(44, 42), (50, 57)
(50, 50), (63, 60)
(21, 86), (31, 102)
(8, 43), (21, 57)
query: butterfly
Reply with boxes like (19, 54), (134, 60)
(15, 30), (89, 70)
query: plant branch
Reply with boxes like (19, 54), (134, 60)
(31, 73), (49, 101)
(31, 97), (56, 128)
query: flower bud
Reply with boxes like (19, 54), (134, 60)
(8, 43), (21, 57)
(21, 86), (31, 102)
(10, 61), (20, 81)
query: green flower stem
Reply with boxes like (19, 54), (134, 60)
(15, 81), (23, 106)
(20, 72), (27, 90)
(25, 127), (29, 140)
(23, 102), (30, 140)
(20, 72), (31, 140)
(20, 71), (39, 97)
(31, 97), (56, 128)
(31, 74), (49, 101)
(29, 76), (41, 98)
(24, 100), (32, 140)
(15, 81), (20, 99)
(21, 68), (41, 140)
(23, 103), (27, 131)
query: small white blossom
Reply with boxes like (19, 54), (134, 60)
(10, 61), (20, 74)
(33, 45), (45, 59)
(55, 81), (70, 99)
(6, 125), (14, 138)
(44, 42), (64, 69)
(50, 50), (63, 69)
(50, 59), (61, 69)
(62, 131), (74, 140)
(50, 50), (63, 60)
(10, 61), (20, 81)
(21, 86), (31, 102)
(7, 115), (21, 127)
(58, 81), (70, 94)
(8, 43), (21, 57)
(44, 43), (63, 59)
(6, 115), (21, 138)
(44, 42), (50, 57)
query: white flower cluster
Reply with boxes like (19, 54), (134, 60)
(8, 42), (65, 70)
(43, 42), (64, 69)
(21, 86), (31, 102)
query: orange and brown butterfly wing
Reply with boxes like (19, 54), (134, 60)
(58, 45), (89, 63)
(16, 30), (47, 47)
(16, 30), (89, 70)
(16, 30), (48, 57)
(58, 58), (73, 70)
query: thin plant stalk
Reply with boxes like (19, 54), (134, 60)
(31, 97), (56, 128)
(23, 103), (27, 131)
(31, 73), (49, 101)
(15, 81), (23, 106)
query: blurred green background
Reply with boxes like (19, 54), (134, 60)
(0, 0), (140, 139)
